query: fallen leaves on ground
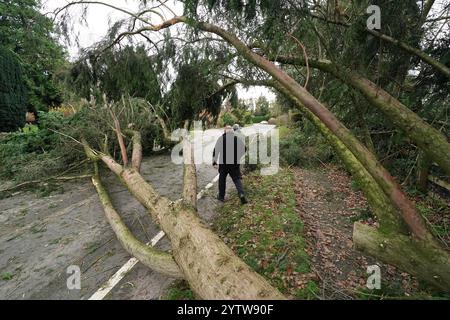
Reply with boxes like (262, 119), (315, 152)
(294, 165), (422, 299)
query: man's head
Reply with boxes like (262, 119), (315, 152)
(224, 125), (233, 133)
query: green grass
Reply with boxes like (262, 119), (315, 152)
(213, 168), (316, 298)
(164, 280), (195, 300)
(414, 191), (449, 243)
(1, 272), (14, 281)
(84, 241), (101, 254)
(162, 168), (317, 299)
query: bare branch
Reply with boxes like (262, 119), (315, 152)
(287, 34), (310, 89)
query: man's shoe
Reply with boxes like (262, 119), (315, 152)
(240, 195), (248, 205)
(217, 196), (225, 202)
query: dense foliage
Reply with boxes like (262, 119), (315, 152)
(0, 0), (65, 112)
(64, 45), (162, 103)
(166, 62), (225, 124)
(0, 47), (28, 132)
(182, 0), (450, 185)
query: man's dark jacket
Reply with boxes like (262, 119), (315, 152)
(212, 131), (246, 168)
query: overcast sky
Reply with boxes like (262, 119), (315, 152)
(41, 0), (276, 102)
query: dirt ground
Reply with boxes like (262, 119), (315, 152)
(293, 166), (421, 299)
(0, 154), (221, 300)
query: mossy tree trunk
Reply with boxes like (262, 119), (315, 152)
(354, 222), (450, 291)
(194, 20), (432, 241)
(84, 130), (285, 300)
(271, 55), (450, 178)
(270, 81), (406, 235)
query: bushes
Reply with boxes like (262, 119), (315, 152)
(0, 97), (163, 182)
(251, 115), (270, 123)
(217, 111), (238, 127)
(0, 47), (28, 132)
(0, 111), (75, 181)
(279, 126), (334, 167)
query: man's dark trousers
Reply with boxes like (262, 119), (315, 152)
(218, 164), (244, 200)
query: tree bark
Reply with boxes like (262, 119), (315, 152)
(353, 222), (450, 291)
(417, 151), (431, 193)
(84, 141), (285, 300)
(307, 4), (448, 78)
(270, 81), (406, 234)
(91, 164), (183, 279)
(193, 20), (431, 240)
(271, 55), (450, 178)
(365, 30), (450, 78)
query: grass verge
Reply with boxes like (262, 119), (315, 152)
(163, 168), (317, 299)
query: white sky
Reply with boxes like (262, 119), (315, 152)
(41, 0), (276, 101)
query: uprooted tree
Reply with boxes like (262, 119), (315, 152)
(55, 0), (450, 293)
(83, 126), (285, 299)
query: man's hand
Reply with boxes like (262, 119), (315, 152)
(213, 162), (218, 169)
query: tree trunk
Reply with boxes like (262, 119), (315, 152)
(351, 93), (377, 156)
(428, 175), (450, 192)
(91, 164), (183, 279)
(271, 81), (406, 234)
(353, 222), (450, 291)
(271, 55), (450, 179)
(366, 29), (450, 78)
(127, 130), (142, 172)
(195, 21), (431, 240)
(84, 141), (285, 300)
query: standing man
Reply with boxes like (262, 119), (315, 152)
(213, 125), (247, 204)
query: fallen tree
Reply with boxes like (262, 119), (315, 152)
(268, 55), (450, 178)
(354, 222), (450, 291)
(84, 128), (285, 299)
(101, 14), (448, 291)
(55, 1), (450, 292)
(366, 29), (450, 79)
(269, 81), (450, 290)
(189, 18), (435, 243)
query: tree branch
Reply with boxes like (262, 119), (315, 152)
(91, 162), (183, 279)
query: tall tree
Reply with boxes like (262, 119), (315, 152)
(0, 47), (28, 132)
(0, 0), (65, 112)
(66, 45), (162, 103)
